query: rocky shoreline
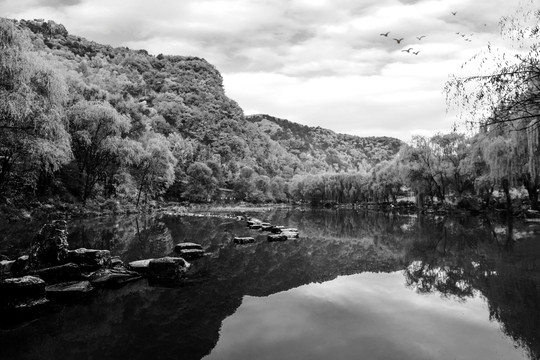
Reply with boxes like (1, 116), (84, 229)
(0, 220), (211, 326)
(0, 215), (301, 327)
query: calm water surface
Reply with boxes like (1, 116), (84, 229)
(0, 209), (539, 360)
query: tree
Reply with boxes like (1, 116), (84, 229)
(132, 132), (177, 207)
(67, 100), (131, 202)
(445, 2), (540, 209)
(0, 19), (72, 193)
(183, 162), (216, 201)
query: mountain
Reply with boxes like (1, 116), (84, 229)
(247, 114), (402, 173)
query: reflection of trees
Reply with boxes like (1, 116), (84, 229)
(404, 261), (475, 300)
(403, 215), (540, 359)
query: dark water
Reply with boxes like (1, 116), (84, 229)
(1, 209), (540, 360)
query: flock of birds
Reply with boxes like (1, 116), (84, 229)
(379, 11), (476, 56)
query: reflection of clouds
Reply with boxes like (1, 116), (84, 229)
(205, 272), (522, 360)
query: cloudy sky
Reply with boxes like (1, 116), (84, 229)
(0, 0), (525, 140)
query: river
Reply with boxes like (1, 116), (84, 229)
(1, 209), (539, 360)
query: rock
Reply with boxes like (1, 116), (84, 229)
(1, 260), (15, 278)
(128, 259), (153, 274)
(11, 255), (30, 276)
(176, 248), (205, 260)
(28, 220), (69, 270)
(246, 218), (262, 226)
(174, 242), (203, 253)
(0, 276), (48, 314)
(31, 262), (81, 284)
(270, 226), (284, 233)
(282, 231), (299, 239)
(249, 224), (262, 230)
(67, 248), (111, 271)
(267, 234), (288, 242)
(110, 256), (124, 268)
(261, 223), (273, 231)
(148, 257), (190, 285)
(233, 237), (255, 244)
(87, 267), (141, 288)
(45, 281), (94, 301)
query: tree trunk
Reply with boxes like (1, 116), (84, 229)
(502, 178), (512, 214)
(523, 177), (539, 210)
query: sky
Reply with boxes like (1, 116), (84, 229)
(0, 0), (527, 141)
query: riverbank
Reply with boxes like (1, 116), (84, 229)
(1, 194), (538, 224)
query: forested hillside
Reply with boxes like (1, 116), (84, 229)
(247, 115), (402, 172)
(0, 18), (402, 207)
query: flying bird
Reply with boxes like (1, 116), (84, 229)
(401, 48), (413, 53)
(413, 51), (420, 55)
(393, 38), (404, 44)
(416, 35), (426, 40)
(451, 11), (457, 16)
(380, 32), (390, 37)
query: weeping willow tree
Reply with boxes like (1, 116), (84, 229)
(445, 1), (540, 210)
(0, 19), (72, 194)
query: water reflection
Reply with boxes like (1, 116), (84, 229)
(205, 272), (525, 360)
(0, 210), (539, 360)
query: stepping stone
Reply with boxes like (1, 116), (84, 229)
(46, 281), (94, 300)
(234, 237), (255, 244)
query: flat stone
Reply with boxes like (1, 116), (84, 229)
(46, 281), (94, 300)
(67, 248), (111, 271)
(282, 231), (299, 239)
(177, 248), (205, 260)
(0, 276), (46, 309)
(174, 242), (203, 253)
(148, 257), (190, 284)
(128, 259), (153, 274)
(31, 262), (82, 284)
(270, 226), (284, 233)
(87, 268), (141, 287)
(267, 234), (288, 242)
(234, 237), (255, 244)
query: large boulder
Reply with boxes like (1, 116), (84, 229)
(147, 257), (190, 285)
(31, 262), (82, 284)
(0, 276), (49, 317)
(28, 220), (69, 270)
(67, 248), (111, 271)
